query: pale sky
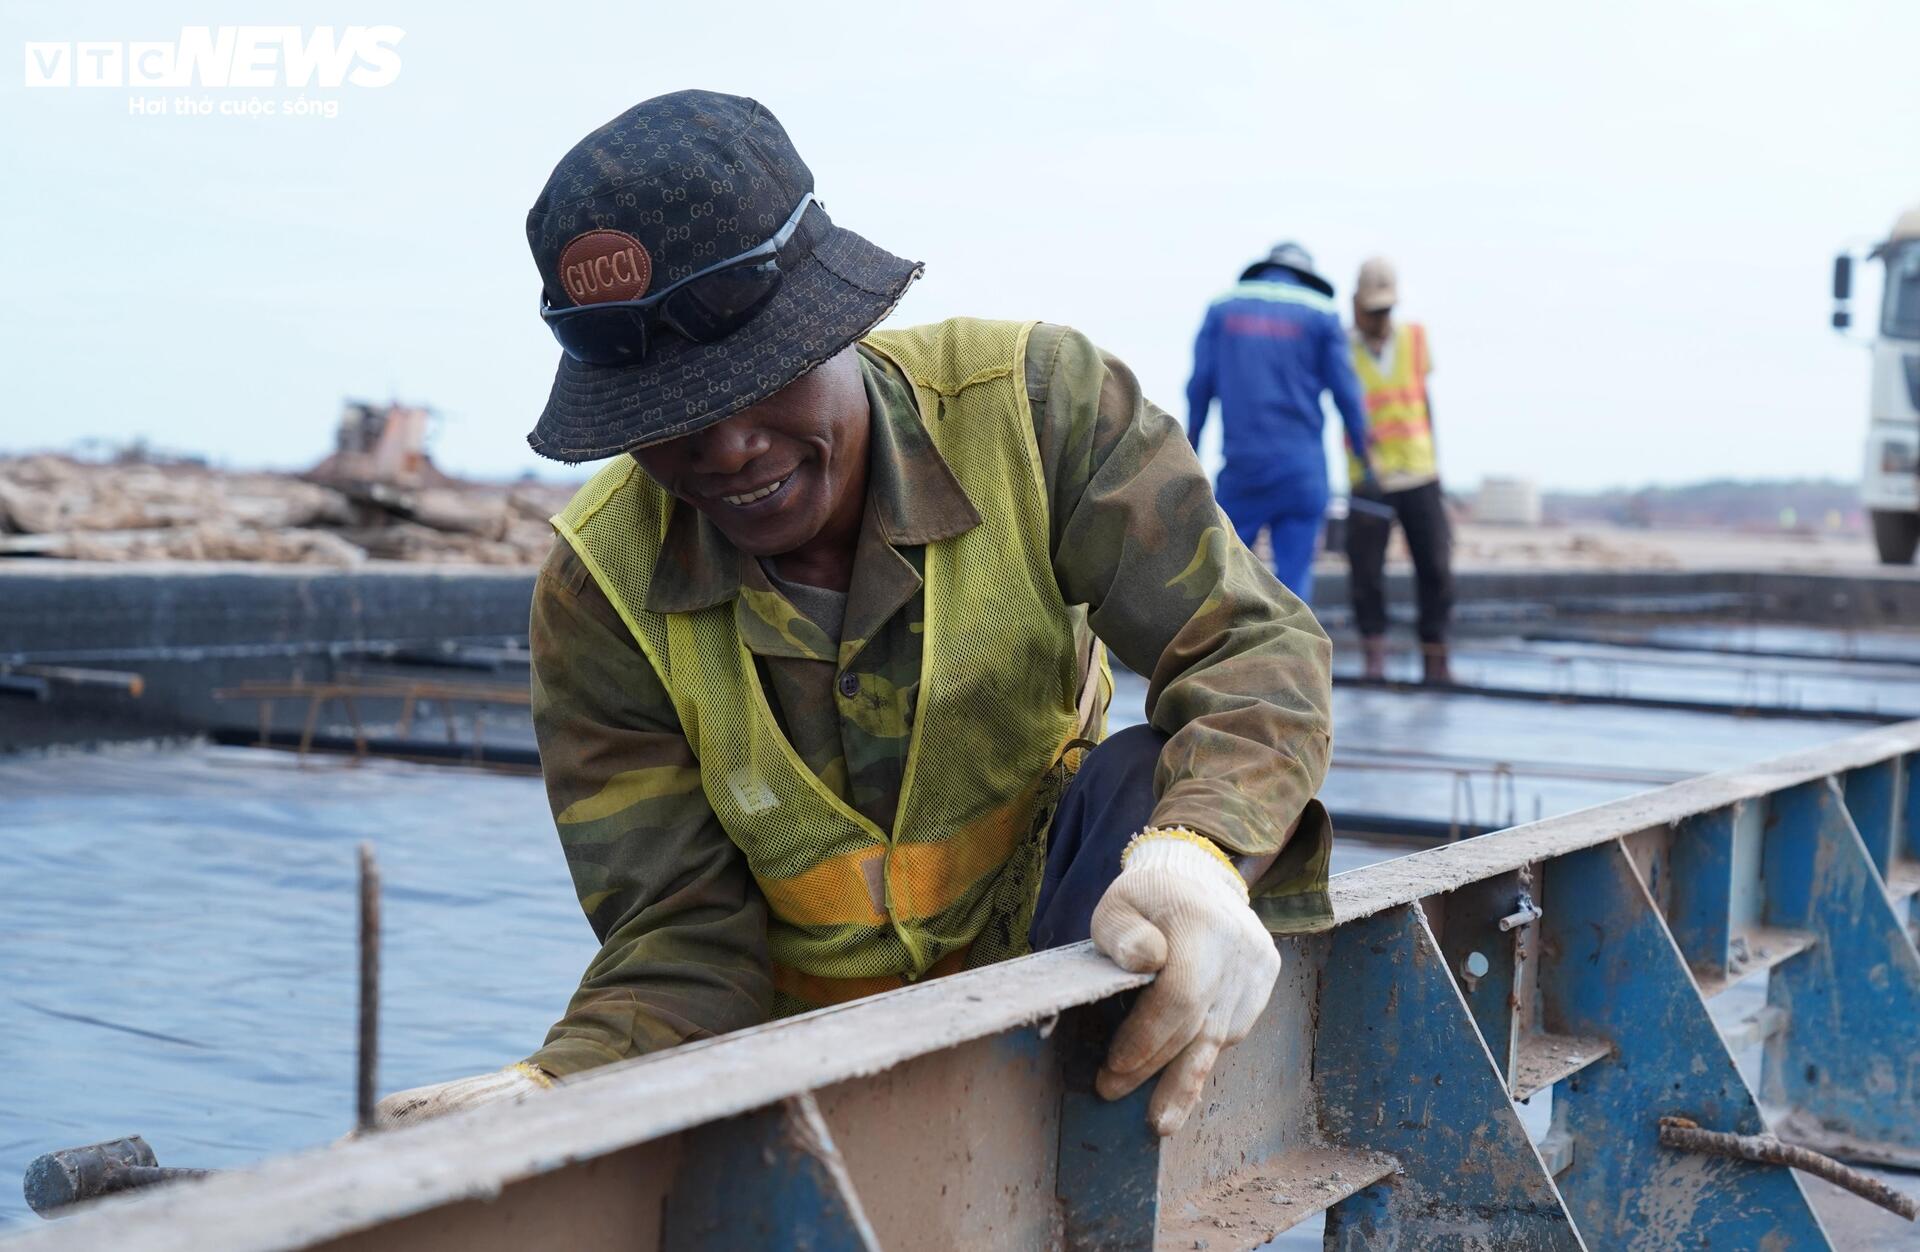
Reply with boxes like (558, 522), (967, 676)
(4, 1), (1916, 491)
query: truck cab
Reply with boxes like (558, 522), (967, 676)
(1842, 206), (1920, 563)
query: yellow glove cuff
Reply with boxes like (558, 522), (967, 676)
(1121, 826), (1248, 898)
(510, 1061), (556, 1090)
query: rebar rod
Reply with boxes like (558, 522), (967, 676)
(1657, 1116), (1917, 1220)
(357, 844), (381, 1134)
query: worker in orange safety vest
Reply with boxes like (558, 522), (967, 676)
(1344, 257), (1455, 684)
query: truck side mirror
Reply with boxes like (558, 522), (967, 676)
(1833, 254), (1854, 329)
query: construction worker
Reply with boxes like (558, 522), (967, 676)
(1186, 244), (1378, 601)
(1345, 257), (1454, 684)
(369, 92), (1334, 1139)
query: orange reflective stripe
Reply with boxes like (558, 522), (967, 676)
(755, 799), (1028, 927)
(757, 845), (888, 927)
(1368, 416), (1432, 442)
(772, 944), (971, 1007)
(888, 804), (1028, 921)
(1363, 385), (1426, 413)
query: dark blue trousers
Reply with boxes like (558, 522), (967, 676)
(1216, 466), (1330, 603)
(1029, 724), (1169, 950)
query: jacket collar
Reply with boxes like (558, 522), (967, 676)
(642, 345), (981, 617)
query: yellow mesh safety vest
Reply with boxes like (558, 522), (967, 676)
(1347, 322), (1436, 489)
(551, 319), (1087, 1013)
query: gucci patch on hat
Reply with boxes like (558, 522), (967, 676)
(558, 230), (653, 305)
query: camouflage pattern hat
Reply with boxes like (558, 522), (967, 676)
(525, 91), (922, 463)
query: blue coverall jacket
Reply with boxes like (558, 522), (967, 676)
(1185, 268), (1371, 600)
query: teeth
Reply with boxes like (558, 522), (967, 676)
(722, 476), (788, 506)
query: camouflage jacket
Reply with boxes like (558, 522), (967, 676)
(526, 323), (1333, 1078)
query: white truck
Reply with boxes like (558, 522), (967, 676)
(1838, 205), (1920, 563)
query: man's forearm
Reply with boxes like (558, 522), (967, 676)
(530, 549), (775, 1075)
(1030, 327), (1333, 864)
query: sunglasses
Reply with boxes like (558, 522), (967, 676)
(540, 193), (819, 367)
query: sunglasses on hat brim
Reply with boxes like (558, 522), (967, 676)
(540, 193), (819, 368)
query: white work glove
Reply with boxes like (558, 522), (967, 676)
(1091, 829), (1281, 1137)
(370, 1062), (554, 1130)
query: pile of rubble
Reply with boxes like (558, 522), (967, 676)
(0, 452), (576, 569)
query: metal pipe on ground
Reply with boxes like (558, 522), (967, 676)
(22, 1138), (212, 1217)
(5, 664), (145, 696)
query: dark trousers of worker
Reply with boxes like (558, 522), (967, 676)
(1346, 479), (1455, 644)
(1029, 724), (1169, 950)
(1216, 469), (1328, 603)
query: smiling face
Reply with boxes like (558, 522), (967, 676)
(631, 346), (871, 565)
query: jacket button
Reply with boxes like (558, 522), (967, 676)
(838, 672), (859, 697)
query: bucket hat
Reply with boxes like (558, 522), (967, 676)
(1238, 241), (1334, 297)
(525, 91), (922, 463)
(1354, 256), (1398, 312)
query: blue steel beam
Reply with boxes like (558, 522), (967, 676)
(1435, 869), (1529, 1081)
(1841, 758), (1903, 878)
(1054, 1000), (1160, 1251)
(663, 1093), (881, 1252)
(1899, 753), (1920, 941)
(1668, 804), (1739, 981)
(1151, 934), (1372, 1247)
(22, 722), (1920, 1252)
(1905, 751), (1920, 867)
(1762, 778), (1920, 1168)
(1541, 840), (1832, 1250)
(1318, 903), (1584, 1250)
(814, 1024), (1071, 1247)
(1667, 798), (1774, 992)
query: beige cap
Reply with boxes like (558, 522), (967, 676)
(1355, 256), (1398, 312)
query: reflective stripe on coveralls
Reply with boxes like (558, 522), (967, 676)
(1347, 322), (1436, 488)
(552, 319), (1090, 1012)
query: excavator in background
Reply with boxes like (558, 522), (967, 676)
(307, 401), (450, 490)
(1837, 204), (1920, 563)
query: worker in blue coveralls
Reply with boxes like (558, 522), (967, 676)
(1186, 243), (1378, 601)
